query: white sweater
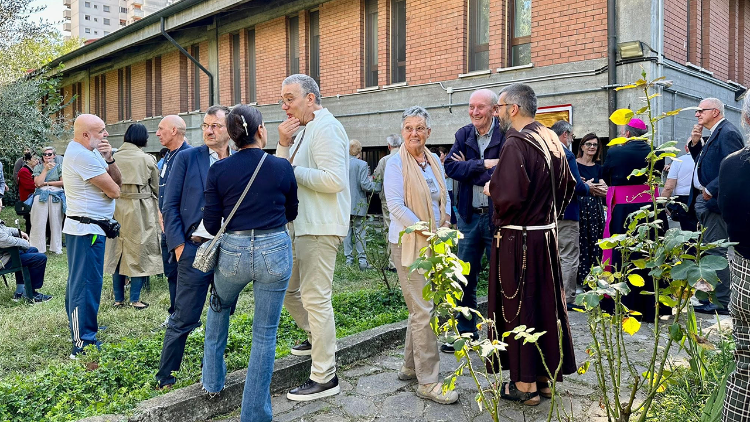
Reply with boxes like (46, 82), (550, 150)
(276, 108), (350, 237)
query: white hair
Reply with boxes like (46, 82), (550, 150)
(386, 134), (403, 148)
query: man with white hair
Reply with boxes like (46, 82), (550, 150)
(688, 97), (744, 314)
(442, 88), (505, 352)
(373, 134), (403, 270)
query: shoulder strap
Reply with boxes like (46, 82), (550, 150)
(520, 128), (559, 224)
(203, 152), (267, 250)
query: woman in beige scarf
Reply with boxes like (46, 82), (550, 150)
(383, 106), (455, 405)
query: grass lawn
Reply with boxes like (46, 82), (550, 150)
(0, 206), (488, 421)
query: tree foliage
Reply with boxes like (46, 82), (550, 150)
(0, 0), (82, 202)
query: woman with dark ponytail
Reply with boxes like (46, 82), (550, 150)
(201, 104), (298, 422)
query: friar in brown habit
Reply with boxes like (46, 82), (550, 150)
(483, 83), (578, 406)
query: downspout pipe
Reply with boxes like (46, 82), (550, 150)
(161, 16), (215, 105)
(607, 0), (618, 140)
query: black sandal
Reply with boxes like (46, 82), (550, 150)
(536, 380), (552, 398)
(500, 381), (540, 406)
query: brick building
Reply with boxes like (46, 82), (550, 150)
(50, 0), (750, 161)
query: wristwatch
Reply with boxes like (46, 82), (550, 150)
(106, 158), (116, 164)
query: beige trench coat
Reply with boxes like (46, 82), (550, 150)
(104, 142), (164, 277)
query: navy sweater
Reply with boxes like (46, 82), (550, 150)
(204, 148), (298, 234)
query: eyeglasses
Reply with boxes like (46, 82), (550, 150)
(695, 108), (716, 114)
(42, 152), (55, 156)
(583, 142), (598, 148)
(278, 97), (295, 106)
(498, 103), (518, 108)
(404, 126), (428, 134)
(201, 123), (225, 131)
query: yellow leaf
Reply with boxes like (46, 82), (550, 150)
(648, 93), (661, 100)
(622, 317), (641, 336)
(615, 84), (638, 91)
(609, 109), (635, 126)
(628, 274), (645, 287)
(656, 383), (667, 393)
(607, 137), (628, 146)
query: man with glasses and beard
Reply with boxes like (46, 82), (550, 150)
(156, 105), (233, 390)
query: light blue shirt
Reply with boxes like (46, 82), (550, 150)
(383, 152), (451, 244)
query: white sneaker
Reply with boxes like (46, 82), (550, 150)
(416, 382), (458, 404)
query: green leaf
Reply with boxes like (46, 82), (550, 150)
(628, 274), (645, 287)
(658, 294), (678, 307)
(669, 323), (683, 342)
(632, 259), (647, 269)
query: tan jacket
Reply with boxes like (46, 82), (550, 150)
(104, 142), (163, 277)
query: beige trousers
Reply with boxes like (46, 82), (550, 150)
(30, 194), (64, 254)
(391, 243), (440, 384)
(557, 220), (580, 304)
(284, 223), (342, 383)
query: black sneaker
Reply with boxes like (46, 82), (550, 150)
(11, 292), (23, 302)
(33, 292), (53, 303)
(291, 339), (312, 356)
(440, 343), (456, 353)
(287, 376), (340, 401)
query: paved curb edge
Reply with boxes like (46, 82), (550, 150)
(79, 297), (489, 422)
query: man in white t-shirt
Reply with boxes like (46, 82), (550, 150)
(62, 114), (122, 359)
(662, 152), (698, 231)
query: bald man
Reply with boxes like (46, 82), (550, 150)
(155, 115), (191, 322)
(63, 114), (122, 359)
(442, 88), (506, 352)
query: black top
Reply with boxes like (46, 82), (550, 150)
(602, 141), (664, 186)
(577, 161), (602, 184)
(718, 147), (750, 259)
(204, 148), (298, 234)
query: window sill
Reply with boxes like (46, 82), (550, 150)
(496, 63), (534, 73)
(458, 69), (491, 78)
(382, 82), (407, 90)
(357, 86), (379, 93)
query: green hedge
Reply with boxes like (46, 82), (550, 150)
(0, 288), (407, 422)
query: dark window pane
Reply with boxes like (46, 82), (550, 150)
(309, 11), (320, 85)
(289, 16), (299, 75)
(247, 29), (256, 102)
(391, 0), (406, 83)
(232, 33), (241, 104)
(192, 45), (200, 110)
(365, 0), (378, 86)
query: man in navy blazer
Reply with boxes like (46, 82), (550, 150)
(442, 89), (505, 352)
(688, 98), (744, 314)
(156, 105), (233, 389)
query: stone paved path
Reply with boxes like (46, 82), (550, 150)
(210, 311), (730, 422)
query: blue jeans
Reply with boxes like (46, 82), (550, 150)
(112, 264), (147, 303)
(201, 230), (291, 422)
(456, 211), (493, 336)
(16, 247), (47, 291)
